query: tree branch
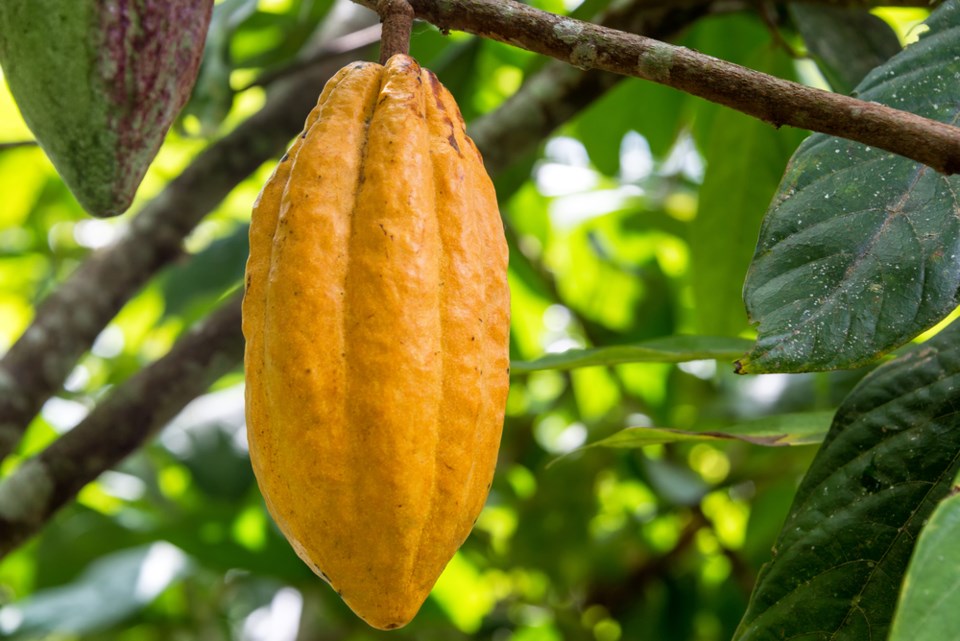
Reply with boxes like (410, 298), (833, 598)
(0, 295), (243, 559)
(0, 0), (712, 556)
(351, 0), (960, 175)
(0, 141), (38, 151)
(0, 0), (706, 463)
(0, 27), (378, 462)
(471, 0), (710, 174)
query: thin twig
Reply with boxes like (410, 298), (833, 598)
(351, 0), (960, 174)
(0, 141), (38, 151)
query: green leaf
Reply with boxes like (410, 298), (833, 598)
(181, 0), (259, 136)
(682, 13), (774, 149)
(692, 46), (805, 336)
(511, 335), (752, 373)
(733, 317), (960, 641)
(428, 39), (484, 122)
(0, 543), (189, 637)
(740, 1), (960, 373)
(159, 224), (248, 320)
(588, 411), (833, 449)
(888, 475), (960, 641)
(159, 386), (253, 501)
(572, 78), (684, 174)
(790, 4), (902, 94)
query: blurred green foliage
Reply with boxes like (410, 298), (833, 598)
(0, 1), (933, 640)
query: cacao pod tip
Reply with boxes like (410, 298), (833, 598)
(73, 187), (135, 218)
(0, 0), (212, 219)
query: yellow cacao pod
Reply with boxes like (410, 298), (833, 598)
(242, 54), (510, 630)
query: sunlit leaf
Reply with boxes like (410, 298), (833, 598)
(733, 316), (960, 641)
(511, 335), (752, 373)
(0, 149), (47, 229)
(740, 2), (960, 373)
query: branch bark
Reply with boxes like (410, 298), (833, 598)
(0, 25), (378, 462)
(0, 0), (712, 557)
(351, 0), (960, 175)
(0, 0), (704, 464)
(0, 296), (243, 559)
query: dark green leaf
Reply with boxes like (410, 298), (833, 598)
(511, 335), (752, 373)
(740, 1), (960, 373)
(428, 39), (484, 122)
(159, 387), (253, 500)
(692, 47), (805, 336)
(587, 411), (833, 449)
(888, 473), (960, 641)
(733, 317), (960, 641)
(790, 4), (902, 94)
(159, 224), (248, 320)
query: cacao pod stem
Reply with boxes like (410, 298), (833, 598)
(377, 0), (414, 63)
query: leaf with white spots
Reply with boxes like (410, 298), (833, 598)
(733, 316), (960, 641)
(739, 1), (960, 373)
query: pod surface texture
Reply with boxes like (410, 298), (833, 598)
(242, 55), (510, 630)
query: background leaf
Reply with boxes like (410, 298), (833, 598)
(587, 410), (833, 449)
(572, 79), (684, 175)
(790, 4), (902, 94)
(511, 335), (752, 372)
(888, 474), (960, 641)
(0, 543), (189, 638)
(159, 224), (249, 322)
(740, 1), (960, 373)
(692, 47), (806, 337)
(733, 317), (960, 641)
